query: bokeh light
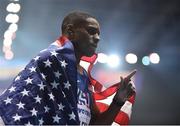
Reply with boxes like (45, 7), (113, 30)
(142, 56), (150, 66)
(5, 13), (19, 23)
(125, 53), (138, 64)
(97, 53), (108, 63)
(4, 30), (13, 39)
(3, 39), (12, 46)
(149, 53), (160, 64)
(8, 23), (18, 32)
(4, 50), (14, 60)
(107, 54), (120, 68)
(6, 3), (21, 13)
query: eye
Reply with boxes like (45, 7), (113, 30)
(87, 27), (99, 35)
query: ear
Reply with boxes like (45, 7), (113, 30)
(65, 24), (75, 38)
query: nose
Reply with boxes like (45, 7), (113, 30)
(93, 33), (100, 43)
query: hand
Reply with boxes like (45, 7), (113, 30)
(113, 70), (136, 104)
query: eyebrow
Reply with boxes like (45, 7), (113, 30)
(87, 25), (100, 35)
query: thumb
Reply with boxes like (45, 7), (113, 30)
(120, 76), (125, 88)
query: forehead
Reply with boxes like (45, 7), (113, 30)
(85, 17), (100, 28)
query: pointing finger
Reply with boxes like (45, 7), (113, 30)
(125, 69), (137, 83)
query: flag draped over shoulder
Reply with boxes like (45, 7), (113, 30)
(0, 35), (135, 125)
(0, 37), (80, 125)
(81, 55), (136, 125)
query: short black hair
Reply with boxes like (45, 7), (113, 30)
(61, 11), (96, 33)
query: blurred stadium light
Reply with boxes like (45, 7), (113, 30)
(142, 56), (150, 66)
(125, 53), (138, 64)
(3, 0), (21, 60)
(149, 53), (160, 64)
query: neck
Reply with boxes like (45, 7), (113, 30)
(74, 50), (82, 64)
(74, 49), (84, 75)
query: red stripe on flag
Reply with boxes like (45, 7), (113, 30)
(96, 102), (130, 125)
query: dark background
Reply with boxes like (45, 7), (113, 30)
(1, 0), (180, 124)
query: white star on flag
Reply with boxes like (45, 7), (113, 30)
(60, 60), (67, 68)
(43, 59), (52, 67)
(30, 108), (38, 116)
(15, 75), (21, 81)
(38, 82), (46, 90)
(29, 66), (36, 73)
(34, 56), (40, 61)
(39, 118), (44, 125)
(8, 86), (16, 93)
(21, 89), (29, 96)
(4, 97), (12, 104)
(54, 71), (62, 78)
(53, 114), (61, 123)
(34, 95), (42, 103)
(24, 77), (33, 85)
(77, 80), (80, 83)
(25, 121), (33, 126)
(48, 93), (55, 101)
(44, 105), (50, 113)
(12, 113), (22, 121)
(50, 50), (58, 57)
(51, 81), (59, 89)
(64, 81), (71, 89)
(16, 101), (25, 109)
(68, 112), (76, 120)
(58, 103), (65, 111)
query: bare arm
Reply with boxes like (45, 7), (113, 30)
(90, 97), (123, 125)
(90, 70), (136, 125)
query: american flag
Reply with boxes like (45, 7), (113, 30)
(0, 36), (136, 125)
(0, 37), (81, 125)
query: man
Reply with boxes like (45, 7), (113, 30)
(0, 11), (136, 125)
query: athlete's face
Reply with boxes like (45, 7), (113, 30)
(73, 17), (100, 57)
